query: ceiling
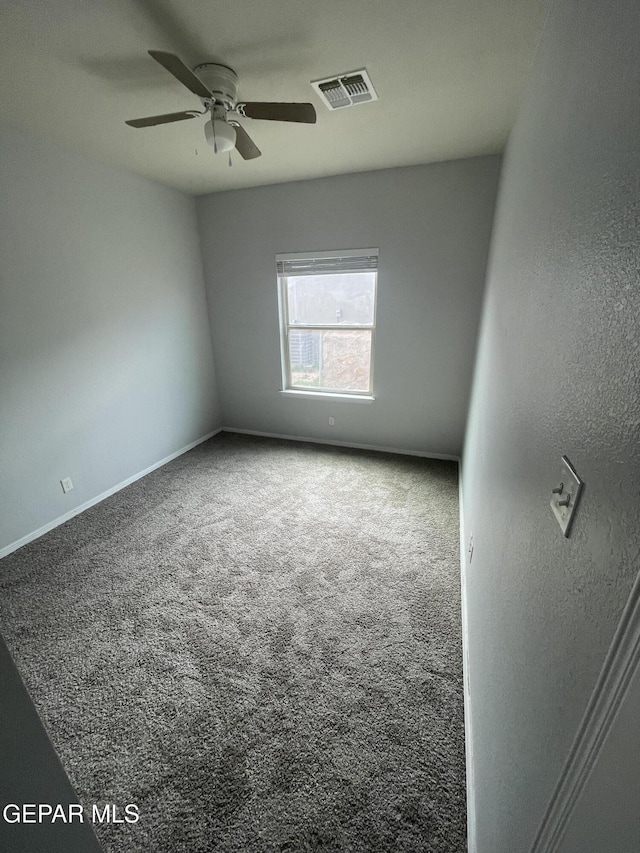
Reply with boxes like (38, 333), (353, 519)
(0, 0), (549, 196)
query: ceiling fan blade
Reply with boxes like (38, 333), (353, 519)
(125, 111), (200, 128)
(148, 50), (212, 99)
(231, 123), (261, 160)
(235, 102), (317, 123)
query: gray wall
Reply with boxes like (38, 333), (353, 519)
(197, 158), (500, 458)
(0, 125), (221, 552)
(461, 0), (640, 850)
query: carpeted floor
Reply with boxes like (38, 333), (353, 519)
(0, 432), (466, 852)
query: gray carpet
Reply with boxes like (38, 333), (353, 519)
(0, 432), (466, 852)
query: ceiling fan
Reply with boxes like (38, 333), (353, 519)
(125, 51), (317, 161)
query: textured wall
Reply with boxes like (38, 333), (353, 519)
(197, 158), (500, 457)
(461, 0), (640, 849)
(0, 125), (221, 552)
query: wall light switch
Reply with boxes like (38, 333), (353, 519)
(550, 456), (584, 537)
(60, 477), (74, 494)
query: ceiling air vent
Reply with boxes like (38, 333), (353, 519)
(311, 69), (378, 110)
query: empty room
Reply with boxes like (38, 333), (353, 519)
(1, 0), (639, 851)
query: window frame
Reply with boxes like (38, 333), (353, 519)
(276, 249), (378, 399)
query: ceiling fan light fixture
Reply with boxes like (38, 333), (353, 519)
(204, 118), (236, 152)
(127, 51), (313, 162)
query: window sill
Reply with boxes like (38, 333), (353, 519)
(279, 390), (375, 404)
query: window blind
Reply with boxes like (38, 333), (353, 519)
(276, 251), (378, 277)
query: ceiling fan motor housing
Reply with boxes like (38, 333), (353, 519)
(194, 63), (238, 109)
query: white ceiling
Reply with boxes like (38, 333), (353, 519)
(0, 0), (549, 196)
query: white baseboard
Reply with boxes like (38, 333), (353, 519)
(458, 460), (477, 853)
(222, 427), (460, 462)
(530, 567), (640, 851)
(0, 428), (222, 560)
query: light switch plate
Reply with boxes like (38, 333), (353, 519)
(550, 455), (584, 537)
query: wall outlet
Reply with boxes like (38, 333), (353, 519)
(328, 416), (335, 426)
(60, 477), (74, 494)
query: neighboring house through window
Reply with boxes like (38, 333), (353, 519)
(276, 249), (378, 398)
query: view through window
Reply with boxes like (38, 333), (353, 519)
(277, 251), (378, 395)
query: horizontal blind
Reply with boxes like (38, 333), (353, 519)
(276, 251), (378, 277)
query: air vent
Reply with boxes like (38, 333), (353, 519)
(311, 69), (378, 110)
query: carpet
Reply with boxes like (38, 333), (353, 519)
(0, 432), (466, 852)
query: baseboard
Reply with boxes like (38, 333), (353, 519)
(530, 567), (640, 851)
(458, 460), (477, 853)
(222, 427), (461, 462)
(0, 428), (223, 560)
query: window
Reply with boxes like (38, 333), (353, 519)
(277, 249), (378, 397)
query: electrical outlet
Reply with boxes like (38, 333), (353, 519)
(328, 416), (335, 426)
(60, 477), (74, 494)
(468, 533), (474, 563)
